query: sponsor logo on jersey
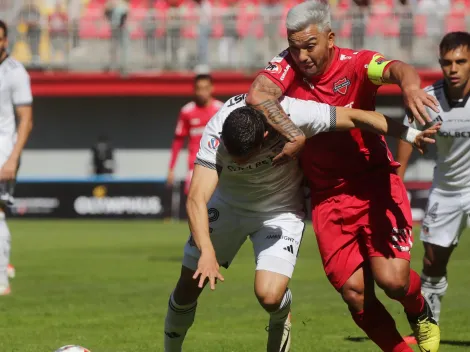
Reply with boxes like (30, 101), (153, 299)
(264, 62), (282, 74)
(280, 65), (291, 81)
(340, 54), (352, 60)
(333, 77), (351, 95)
(227, 155), (274, 172)
(208, 137), (220, 149)
(271, 50), (289, 63)
(438, 131), (470, 138)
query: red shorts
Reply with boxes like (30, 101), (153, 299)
(312, 171), (413, 291)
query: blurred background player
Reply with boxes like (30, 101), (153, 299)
(91, 134), (115, 176)
(166, 74), (223, 194)
(246, 1), (440, 351)
(0, 20), (33, 295)
(396, 31), (470, 332)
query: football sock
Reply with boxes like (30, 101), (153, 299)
(351, 298), (412, 352)
(394, 269), (425, 318)
(421, 273), (447, 323)
(267, 288), (292, 352)
(0, 213), (10, 288)
(164, 291), (197, 352)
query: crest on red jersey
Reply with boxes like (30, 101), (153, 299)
(264, 62), (282, 74)
(333, 77), (351, 95)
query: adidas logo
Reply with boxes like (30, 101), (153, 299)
(283, 245), (294, 254)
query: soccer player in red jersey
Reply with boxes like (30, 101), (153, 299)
(246, 2), (440, 352)
(167, 74), (223, 194)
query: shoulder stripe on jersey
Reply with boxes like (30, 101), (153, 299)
(329, 106), (337, 131)
(195, 158), (217, 170)
(424, 82), (444, 93)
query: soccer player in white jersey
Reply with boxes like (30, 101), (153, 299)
(0, 21), (33, 295)
(397, 31), (470, 328)
(163, 93), (438, 352)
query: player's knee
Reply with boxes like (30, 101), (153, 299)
(255, 289), (285, 312)
(341, 286), (365, 312)
(375, 275), (409, 299)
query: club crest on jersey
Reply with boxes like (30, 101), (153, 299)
(208, 137), (220, 150)
(264, 62), (282, 74)
(333, 77), (351, 95)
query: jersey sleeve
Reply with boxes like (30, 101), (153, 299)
(280, 96), (335, 138)
(194, 114), (223, 171)
(11, 67), (32, 106)
(258, 49), (296, 93)
(174, 110), (190, 138)
(355, 50), (397, 86)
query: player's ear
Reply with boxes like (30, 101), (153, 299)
(327, 31), (335, 49)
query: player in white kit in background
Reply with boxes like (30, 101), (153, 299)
(163, 93), (438, 352)
(397, 31), (470, 325)
(0, 21), (33, 295)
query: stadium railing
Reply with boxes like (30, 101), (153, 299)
(3, 3), (469, 73)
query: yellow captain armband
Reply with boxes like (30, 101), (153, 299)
(367, 54), (394, 85)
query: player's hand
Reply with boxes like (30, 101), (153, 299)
(272, 135), (306, 167)
(193, 251), (225, 290)
(0, 158), (18, 181)
(402, 85), (439, 125)
(413, 123), (441, 154)
(166, 170), (175, 188)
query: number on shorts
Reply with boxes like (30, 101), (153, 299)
(208, 208), (219, 234)
(425, 202), (439, 223)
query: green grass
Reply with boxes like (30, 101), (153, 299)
(1, 220), (469, 351)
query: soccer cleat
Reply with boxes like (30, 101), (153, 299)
(266, 311), (291, 352)
(0, 285), (10, 296)
(7, 264), (15, 279)
(407, 296), (440, 352)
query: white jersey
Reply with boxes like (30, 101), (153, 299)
(195, 94), (336, 214)
(0, 56), (32, 149)
(404, 80), (470, 190)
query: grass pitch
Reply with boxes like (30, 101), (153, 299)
(1, 220), (469, 351)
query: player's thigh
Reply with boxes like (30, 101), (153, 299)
(313, 195), (367, 291)
(250, 212), (305, 280)
(182, 197), (246, 272)
(420, 187), (466, 248)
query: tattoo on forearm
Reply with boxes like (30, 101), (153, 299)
(254, 99), (304, 141)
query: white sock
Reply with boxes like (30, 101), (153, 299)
(0, 213), (10, 288)
(164, 292), (197, 352)
(421, 273), (448, 323)
(267, 288), (292, 352)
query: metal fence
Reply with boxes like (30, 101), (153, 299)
(2, 2), (469, 73)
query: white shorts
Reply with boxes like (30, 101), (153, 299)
(182, 195), (305, 278)
(0, 139), (15, 207)
(420, 187), (470, 247)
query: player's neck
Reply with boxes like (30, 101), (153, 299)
(0, 52), (8, 65)
(446, 81), (470, 102)
(196, 97), (212, 108)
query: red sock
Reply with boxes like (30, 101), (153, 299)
(395, 269), (425, 318)
(352, 299), (413, 352)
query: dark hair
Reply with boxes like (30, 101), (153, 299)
(222, 106), (266, 157)
(194, 74), (212, 85)
(440, 32), (470, 55)
(0, 20), (7, 38)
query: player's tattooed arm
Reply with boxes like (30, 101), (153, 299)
(246, 75), (304, 142)
(246, 75), (306, 165)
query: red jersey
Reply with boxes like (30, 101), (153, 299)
(169, 99), (224, 171)
(259, 46), (400, 193)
